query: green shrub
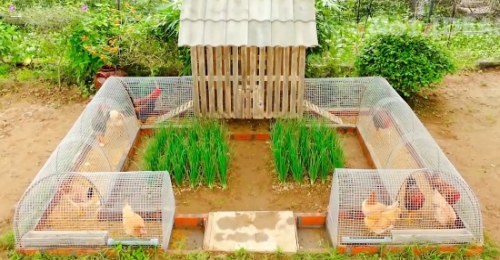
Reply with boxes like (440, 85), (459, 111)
(355, 33), (456, 98)
(150, 1), (191, 75)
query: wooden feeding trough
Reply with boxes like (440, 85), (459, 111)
(177, 0), (319, 119)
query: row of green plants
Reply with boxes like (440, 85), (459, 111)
(140, 120), (230, 189)
(1, 0), (499, 98)
(270, 119), (345, 184)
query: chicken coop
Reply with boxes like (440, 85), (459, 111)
(14, 171), (175, 249)
(178, 0), (319, 119)
(13, 70), (484, 254)
(327, 168), (483, 247)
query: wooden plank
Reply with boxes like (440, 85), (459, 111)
(297, 46), (306, 116)
(245, 90), (251, 119)
(303, 100), (343, 124)
(282, 47), (290, 116)
(273, 47), (282, 115)
(206, 46), (216, 117)
(224, 46), (232, 117)
(197, 47), (207, 115)
(249, 47), (258, 118)
(198, 75), (300, 82)
(190, 47), (200, 116)
(266, 47), (275, 117)
(258, 47), (266, 118)
(289, 47), (299, 116)
(20, 231), (108, 247)
(215, 47), (224, 117)
(241, 47), (249, 118)
(238, 88), (244, 119)
(156, 101), (194, 123)
(232, 46), (240, 118)
(241, 47), (248, 91)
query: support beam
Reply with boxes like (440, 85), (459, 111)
(303, 100), (344, 125)
(156, 100), (193, 123)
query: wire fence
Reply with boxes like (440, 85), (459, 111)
(12, 75), (483, 249)
(14, 171), (175, 249)
(326, 169), (483, 246)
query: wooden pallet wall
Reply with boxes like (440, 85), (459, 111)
(190, 46), (306, 119)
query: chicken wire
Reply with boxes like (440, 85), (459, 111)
(326, 168), (483, 247)
(115, 76), (195, 125)
(14, 171), (175, 250)
(29, 78), (140, 187)
(356, 77), (466, 181)
(302, 77), (369, 125)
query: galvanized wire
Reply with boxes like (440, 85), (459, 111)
(13, 75), (483, 250)
(30, 77), (140, 186)
(116, 76), (195, 125)
(14, 171), (175, 249)
(327, 169), (483, 246)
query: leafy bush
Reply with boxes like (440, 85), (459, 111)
(116, 2), (184, 76)
(355, 33), (456, 98)
(150, 1), (191, 75)
(66, 4), (122, 91)
(0, 21), (23, 65)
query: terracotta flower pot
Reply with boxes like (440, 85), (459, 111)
(94, 66), (127, 91)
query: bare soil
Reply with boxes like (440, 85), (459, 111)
(1, 69), (500, 246)
(128, 131), (371, 213)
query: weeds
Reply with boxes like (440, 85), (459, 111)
(140, 120), (230, 189)
(4, 242), (497, 260)
(270, 119), (345, 184)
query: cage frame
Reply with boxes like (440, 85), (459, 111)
(12, 75), (484, 257)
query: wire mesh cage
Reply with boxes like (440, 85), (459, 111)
(29, 78), (141, 187)
(14, 171), (175, 250)
(113, 76), (195, 125)
(302, 77), (370, 125)
(326, 168), (483, 247)
(356, 77), (465, 180)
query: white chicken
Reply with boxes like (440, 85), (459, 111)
(432, 188), (457, 228)
(108, 110), (126, 137)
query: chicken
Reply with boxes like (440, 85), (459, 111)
(108, 110), (126, 137)
(364, 200), (401, 235)
(426, 174), (461, 205)
(404, 176), (425, 224)
(132, 88), (162, 123)
(371, 108), (392, 139)
(362, 190), (388, 216)
(432, 188), (457, 228)
(91, 104), (111, 147)
(63, 186), (101, 218)
(122, 199), (147, 237)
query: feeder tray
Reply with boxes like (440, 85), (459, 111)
(391, 229), (474, 244)
(341, 236), (392, 244)
(20, 231), (109, 248)
(107, 238), (159, 246)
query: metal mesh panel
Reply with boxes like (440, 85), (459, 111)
(116, 76), (194, 125)
(356, 77), (466, 181)
(30, 78), (140, 186)
(327, 169), (483, 247)
(303, 77), (370, 125)
(14, 171), (175, 249)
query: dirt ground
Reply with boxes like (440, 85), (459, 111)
(1, 69), (500, 244)
(127, 132), (371, 214)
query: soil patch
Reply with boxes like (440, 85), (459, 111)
(128, 132), (372, 213)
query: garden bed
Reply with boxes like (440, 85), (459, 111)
(125, 120), (373, 214)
